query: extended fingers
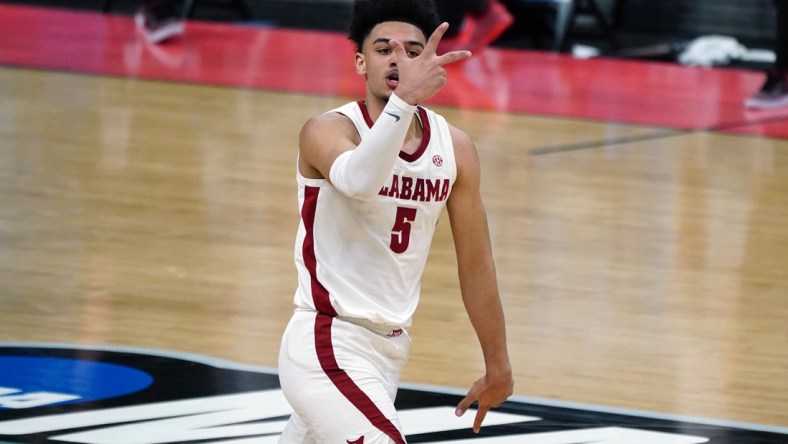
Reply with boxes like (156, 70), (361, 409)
(455, 392), (475, 417)
(425, 22), (451, 53)
(438, 49), (472, 66)
(473, 406), (490, 434)
(389, 38), (406, 57)
(457, 377), (512, 434)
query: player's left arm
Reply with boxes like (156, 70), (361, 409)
(446, 125), (514, 433)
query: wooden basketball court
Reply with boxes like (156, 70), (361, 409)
(1, 3), (787, 436)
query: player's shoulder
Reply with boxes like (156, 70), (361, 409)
(443, 121), (478, 177)
(446, 122), (474, 151)
(301, 109), (356, 137)
(305, 107), (354, 126)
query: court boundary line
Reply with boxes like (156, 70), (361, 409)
(2, 342), (786, 436)
(710, 114), (788, 135)
(529, 129), (688, 156)
(530, 119), (788, 156)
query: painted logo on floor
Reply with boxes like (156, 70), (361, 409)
(0, 345), (785, 443)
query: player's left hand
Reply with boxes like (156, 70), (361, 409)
(455, 370), (514, 433)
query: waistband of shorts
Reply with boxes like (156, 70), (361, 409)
(337, 316), (408, 338)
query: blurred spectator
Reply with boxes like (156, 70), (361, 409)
(746, 0), (788, 109)
(135, 0), (185, 43)
(436, 0), (514, 53)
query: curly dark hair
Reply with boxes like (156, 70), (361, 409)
(348, 0), (441, 52)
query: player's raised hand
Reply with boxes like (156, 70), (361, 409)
(389, 22), (471, 105)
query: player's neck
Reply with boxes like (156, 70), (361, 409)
(364, 97), (423, 147)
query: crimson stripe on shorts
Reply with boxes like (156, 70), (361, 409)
(314, 314), (407, 444)
(301, 186), (337, 317)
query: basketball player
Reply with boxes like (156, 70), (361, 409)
(745, 0), (788, 109)
(277, 1), (514, 442)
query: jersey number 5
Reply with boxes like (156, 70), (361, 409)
(390, 207), (417, 254)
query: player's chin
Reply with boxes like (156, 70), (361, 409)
(377, 89), (395, 102)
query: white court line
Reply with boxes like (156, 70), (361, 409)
(2, 342), (786, 436)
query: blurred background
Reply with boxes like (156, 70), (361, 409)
(5, 0), (778, 71)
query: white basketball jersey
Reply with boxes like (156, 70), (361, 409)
(293, 100), (457, 327)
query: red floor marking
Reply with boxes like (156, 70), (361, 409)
(1, 4), (786, 138)
(721, 114), (788, 138)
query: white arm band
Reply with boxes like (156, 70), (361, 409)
(329, 93), (417, 200)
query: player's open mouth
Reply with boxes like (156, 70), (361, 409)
(386, 73), (399, 89)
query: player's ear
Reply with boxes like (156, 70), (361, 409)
(355, 52), (366, 76)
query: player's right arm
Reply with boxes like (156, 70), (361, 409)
(298, 95), (416, 201)
(297, 112), (358, 181)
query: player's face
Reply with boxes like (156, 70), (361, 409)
(356, 21), (426, 101)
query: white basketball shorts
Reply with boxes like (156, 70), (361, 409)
(278, 309), (410, 444)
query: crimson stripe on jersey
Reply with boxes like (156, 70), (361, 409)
(314, 314), (407, 444)
(357, 99), (373, 127)
(357, 100), (431, 162)
(400, 106), (431, 162)
(301, 186), (337, 317)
